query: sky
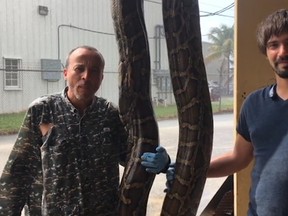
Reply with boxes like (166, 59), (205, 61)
(144, 0), (235, 42)
(199, 0), (235, 42)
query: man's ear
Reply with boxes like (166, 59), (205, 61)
(63, 68), (67, 80)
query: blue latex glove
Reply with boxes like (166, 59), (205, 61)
(141, 146), (170, 174)
(164, 162), (176, 193)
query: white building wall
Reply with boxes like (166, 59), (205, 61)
(0, 0), (168, 113)
(144, 0), (169, 70)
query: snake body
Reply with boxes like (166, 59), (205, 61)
(111, 0), (159, 215)
(161, 1), (213, 215)
(111, 0), (213, 215)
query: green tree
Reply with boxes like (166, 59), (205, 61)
(205, 24), (234, 95)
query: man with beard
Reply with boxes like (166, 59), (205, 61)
(0, 46), (169, 215)
(164, 9), (288, 216)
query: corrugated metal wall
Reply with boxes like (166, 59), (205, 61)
(0, 0), (167, 113)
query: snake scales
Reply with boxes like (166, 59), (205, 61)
(111, 0), (213, 215)
(111, 0), (159, 215)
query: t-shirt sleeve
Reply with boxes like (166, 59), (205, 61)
(236, 96), (252, 142)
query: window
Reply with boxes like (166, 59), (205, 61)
(156, 75), (172, 92)
(4, 58), (22, 90)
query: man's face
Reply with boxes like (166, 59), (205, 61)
(64, 48), (104, 103)
(266, 33), (288, 78)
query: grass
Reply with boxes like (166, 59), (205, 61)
(154, 96), (233, 119)
(0, 97), (233, 135)
(154, 105), (178, 119)
(211, 96), (234, 113)
(0, 111), (26, 135)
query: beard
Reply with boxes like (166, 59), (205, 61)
(274, 56), (288, 78)
(275, 68), (288, 78)
(74, 88), (86, 100)
(67, 80), (95, 101)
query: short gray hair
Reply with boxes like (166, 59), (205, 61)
(64, 45), (105, 68)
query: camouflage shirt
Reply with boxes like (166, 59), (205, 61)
(0, 88), (129, 216)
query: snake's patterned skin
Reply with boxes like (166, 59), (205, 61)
(111, 0), (213, 215)
(111, 0), (159, 215)
(160, 1), (213, 215)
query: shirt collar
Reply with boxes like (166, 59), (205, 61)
(62, 87), (70, 102)
(269, 84), (277, 100)
(62, 87), (97, 112)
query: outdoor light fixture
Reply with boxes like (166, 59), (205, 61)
(38, 5), (49, 16)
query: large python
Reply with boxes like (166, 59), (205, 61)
(111, 0), (213, 215)
(111, 0), (159, 215)
(161, 0), (213, 215)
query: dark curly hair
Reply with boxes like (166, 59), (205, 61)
(256, 9), (288, 55)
